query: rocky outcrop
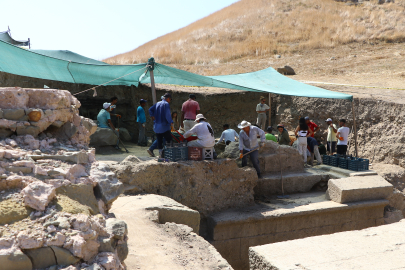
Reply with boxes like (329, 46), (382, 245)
(113, 157), (257, 216)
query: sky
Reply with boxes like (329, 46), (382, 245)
(1, 0), (238, 61)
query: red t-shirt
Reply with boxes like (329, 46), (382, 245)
(307, 121), (318, 137)
(181, 99), (200, 120)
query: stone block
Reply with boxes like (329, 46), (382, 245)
(50, 246), (80, 266)
(29, 151), (90, 164)
(24, 247), (56, 269)
(0, 88), (29, 109)
(90, 127), (118, 146)
(56, 184), (99, 215)
(106, 218), (128, 240)
(0, 198), (32, 225)
(0, 128), (13, 138)
(16, 125), (40, 137)
(2, 109), (25, 121)
(0, 249), (32, 270)
(211, 238), (241, 264)
(94, 177), (125, 206)
(119, 128), (132, 141)
(116, 241), (128, 261)
(5, 166), (32, 174)
(327, 175), (393, 203)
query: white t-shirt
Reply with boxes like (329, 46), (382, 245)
(337, 127), (350, 145)
(256, 103), (270, 114)
(184, 121), (215, 147)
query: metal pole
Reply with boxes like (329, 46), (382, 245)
(351, 100), (358, 157)
(150, 70), (157, 104)
(268, 93), (272, 127)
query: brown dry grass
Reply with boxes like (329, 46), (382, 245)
(105, 0), (405, 69)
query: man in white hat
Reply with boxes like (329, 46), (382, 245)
(183, 114), (215, 148)
(238, 120), (266, 178)
(325, 118), (337, 155)
(97, 102), (117, 130)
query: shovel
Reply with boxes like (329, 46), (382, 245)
(235, 146), (260, 160)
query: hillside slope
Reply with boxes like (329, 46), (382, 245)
(105, 0), (405, 72)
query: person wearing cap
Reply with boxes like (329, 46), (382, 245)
(97, 102), (116, 129)
(238, 120), (266, 178)
(277, 124), (290, 146)
(184, 114), (215, 148)
(137, 99), (148, 147)
(336, 119), (350, 155)
(256, 96), (270, 131)
(216, 124), (239, 145)
(325, 118), (338, 155)
(307, 136), (322, 165)
(148, 93), (174, 157)
(181, 94), (200, 132)
(265, 126), (277, 142)
(305, 117), (319, 138)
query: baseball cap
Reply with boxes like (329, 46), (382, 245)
(325, 118), (333, 122)
(163, 93), (172, 99)
(139, 99), (147, 104)
(304, 116), (309, 120)
(266, 126), (273, 132)
(103, 102), (111, 109)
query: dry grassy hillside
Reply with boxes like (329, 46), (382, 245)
(105, 0), (405, 71)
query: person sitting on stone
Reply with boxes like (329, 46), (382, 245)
(276, 124), (290, 146)
(184, 114), (215, 148)
(97, 102), (119, 147)
(265, 126), (277, 142)
(238, 120), (266, 178)
(216, 124), (239, 145)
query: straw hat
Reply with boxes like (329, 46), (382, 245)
(238, 120), (251, 129)
(195, 114), (206, 122)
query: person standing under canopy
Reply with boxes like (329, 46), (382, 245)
(305, 116), (319, 138)
(256, 96), (270, 130)
(238, 120), (266, 178)
(184, 114), (215, 148)
(148, 93), (173, 158)
(295, 117), (314, 164)
(181, 94), (200, 132)
(336, 119), (350, 156)
(137, 99), (148, 147)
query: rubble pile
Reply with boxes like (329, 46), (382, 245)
(0, 88), (127, 270)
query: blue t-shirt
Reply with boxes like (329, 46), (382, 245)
(137, 106), (146, 123)
(97, 109), (110, 128)
(307, 137), (318, 152)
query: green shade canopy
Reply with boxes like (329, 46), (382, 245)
(0, 39), (352, 101)
(0, 30), (30, 47)
(31, 50), (107, 65)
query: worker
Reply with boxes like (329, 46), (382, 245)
(265, 126), (277, 142)
(148, 93), (173, 158)
(295, 117), (314, 164)
(305, 116), (319, 137)
(336, 119), (350, 156)
(137, 99), (147, 147)
(216, 124), (239, 145)
(307, 136), (322, 165)
(256, 96), (270, 130)
(181, 94), (200, 132)
(97, 102), (119, 147)
(276, 124), (290, 146)
(184, 114), (215, 148)
(325, 118), (338, 155)
(238, 120), (266, 178)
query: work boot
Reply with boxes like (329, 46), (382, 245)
(147, 149), (155, 157)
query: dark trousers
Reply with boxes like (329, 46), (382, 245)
(242, 149), (261, 176)
(156, 130), (172, 150)
(138, 123), (147, 146)
(337, 145), (348, 156)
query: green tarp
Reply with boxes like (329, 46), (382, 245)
(0, 39), (353, 100)
(0, 31), (30, 47)
(31, 50), (107, 65)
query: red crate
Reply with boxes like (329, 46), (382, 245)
(188, 147), (203, 161)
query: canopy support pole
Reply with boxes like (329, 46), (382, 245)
(147, 57), (157, 104)
(268, 93), (272, 127)
(351, 100), (358, 157)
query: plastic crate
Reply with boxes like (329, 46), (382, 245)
(348, 158), (369, 171)
(338, 156), (349, 169)
(164, 146), (188, 162)
(323, 155), (330, 165)
(188, 147), (203, 161)
(330, 155), (339, 167)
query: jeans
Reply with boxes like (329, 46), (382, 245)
(149, 138), (166, 152)
(156, 130), (172, 150)
(242, 149), (261, 176)
(327, 141), (337, 154)
(138, 122), (147, 146)
(256, 113), (266, 130)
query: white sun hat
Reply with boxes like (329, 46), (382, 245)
(238, 120), (251, 129)
(103, 102), (111, 109)
(195, 114), (206, 122)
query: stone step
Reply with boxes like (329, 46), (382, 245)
(310, 164), (377, 178)
(255, 169), (326, 196)
(258, 153), (305, 174)
(208, 192), (388, 270)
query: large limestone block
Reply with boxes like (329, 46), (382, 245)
(24, 247), (56, 269)
(50, 246), (80, 266)
(25, 89), (76, 109)
(2, 109), (25, 120)
(56, 184), (100, 215)
(0, 88), (29, 109)
(81, 117), (97, 135)
(0, 249), (32, 270)
(0, 199), (32, 225)
(90, 128), (118, 146)
(16, 125), (40, 137)
(21, 181), (56, 211)
(51, 194), (94, 215)
(327, 175), (393, 203)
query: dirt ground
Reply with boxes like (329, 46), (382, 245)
(95, 142), (152, 163)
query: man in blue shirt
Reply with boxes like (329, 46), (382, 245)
(148, 93), (173, 157)
(137, 99), (147, 146)
(97, 103), (116, 129)
(216, 124), (239, 145)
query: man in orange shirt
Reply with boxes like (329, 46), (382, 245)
(305, 116), (320, 138)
